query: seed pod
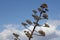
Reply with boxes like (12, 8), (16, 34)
(44, 23), (49, 27)
(40, 3), (48, 8)
(32, 10), (37, 14)
(21, 22), (27, 26)
(26, 20), (32, 25)
(38, 30), (45, 36)
(42, 13), (48, 19)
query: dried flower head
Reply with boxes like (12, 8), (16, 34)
(32, 14), (41, 20)
(13, 33), (19, 38)
(42, 13), (48, 19)
(24, 31), (31, 38)
(32, 10), (37, 14)
(38, 30), (45, 36)
(21, 22), (27, 26)
(26, 20), (32, 25)
(38, 8), (42, 12)
(40, 3), (48, 8)
(44, 23), (49, 27)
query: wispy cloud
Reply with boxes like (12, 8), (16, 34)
(0, 20), (60, 40)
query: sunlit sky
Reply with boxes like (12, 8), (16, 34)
(0, 0), (60, 32)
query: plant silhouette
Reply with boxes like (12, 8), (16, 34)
(21, 3), (50, 40)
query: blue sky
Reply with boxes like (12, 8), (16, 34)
(0, 0), (60, 40)
(0, 0), (60, 31)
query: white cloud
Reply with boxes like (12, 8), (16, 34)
(49, 37), (60, 40)
(3, 24), (20, 29)
(47, 20), (60, 27)
(0, 20), (60, 40)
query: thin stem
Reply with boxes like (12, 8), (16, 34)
(40, 10), (43, 17)
(29, 20), (39, 40)
(29, 11), (42, 40)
